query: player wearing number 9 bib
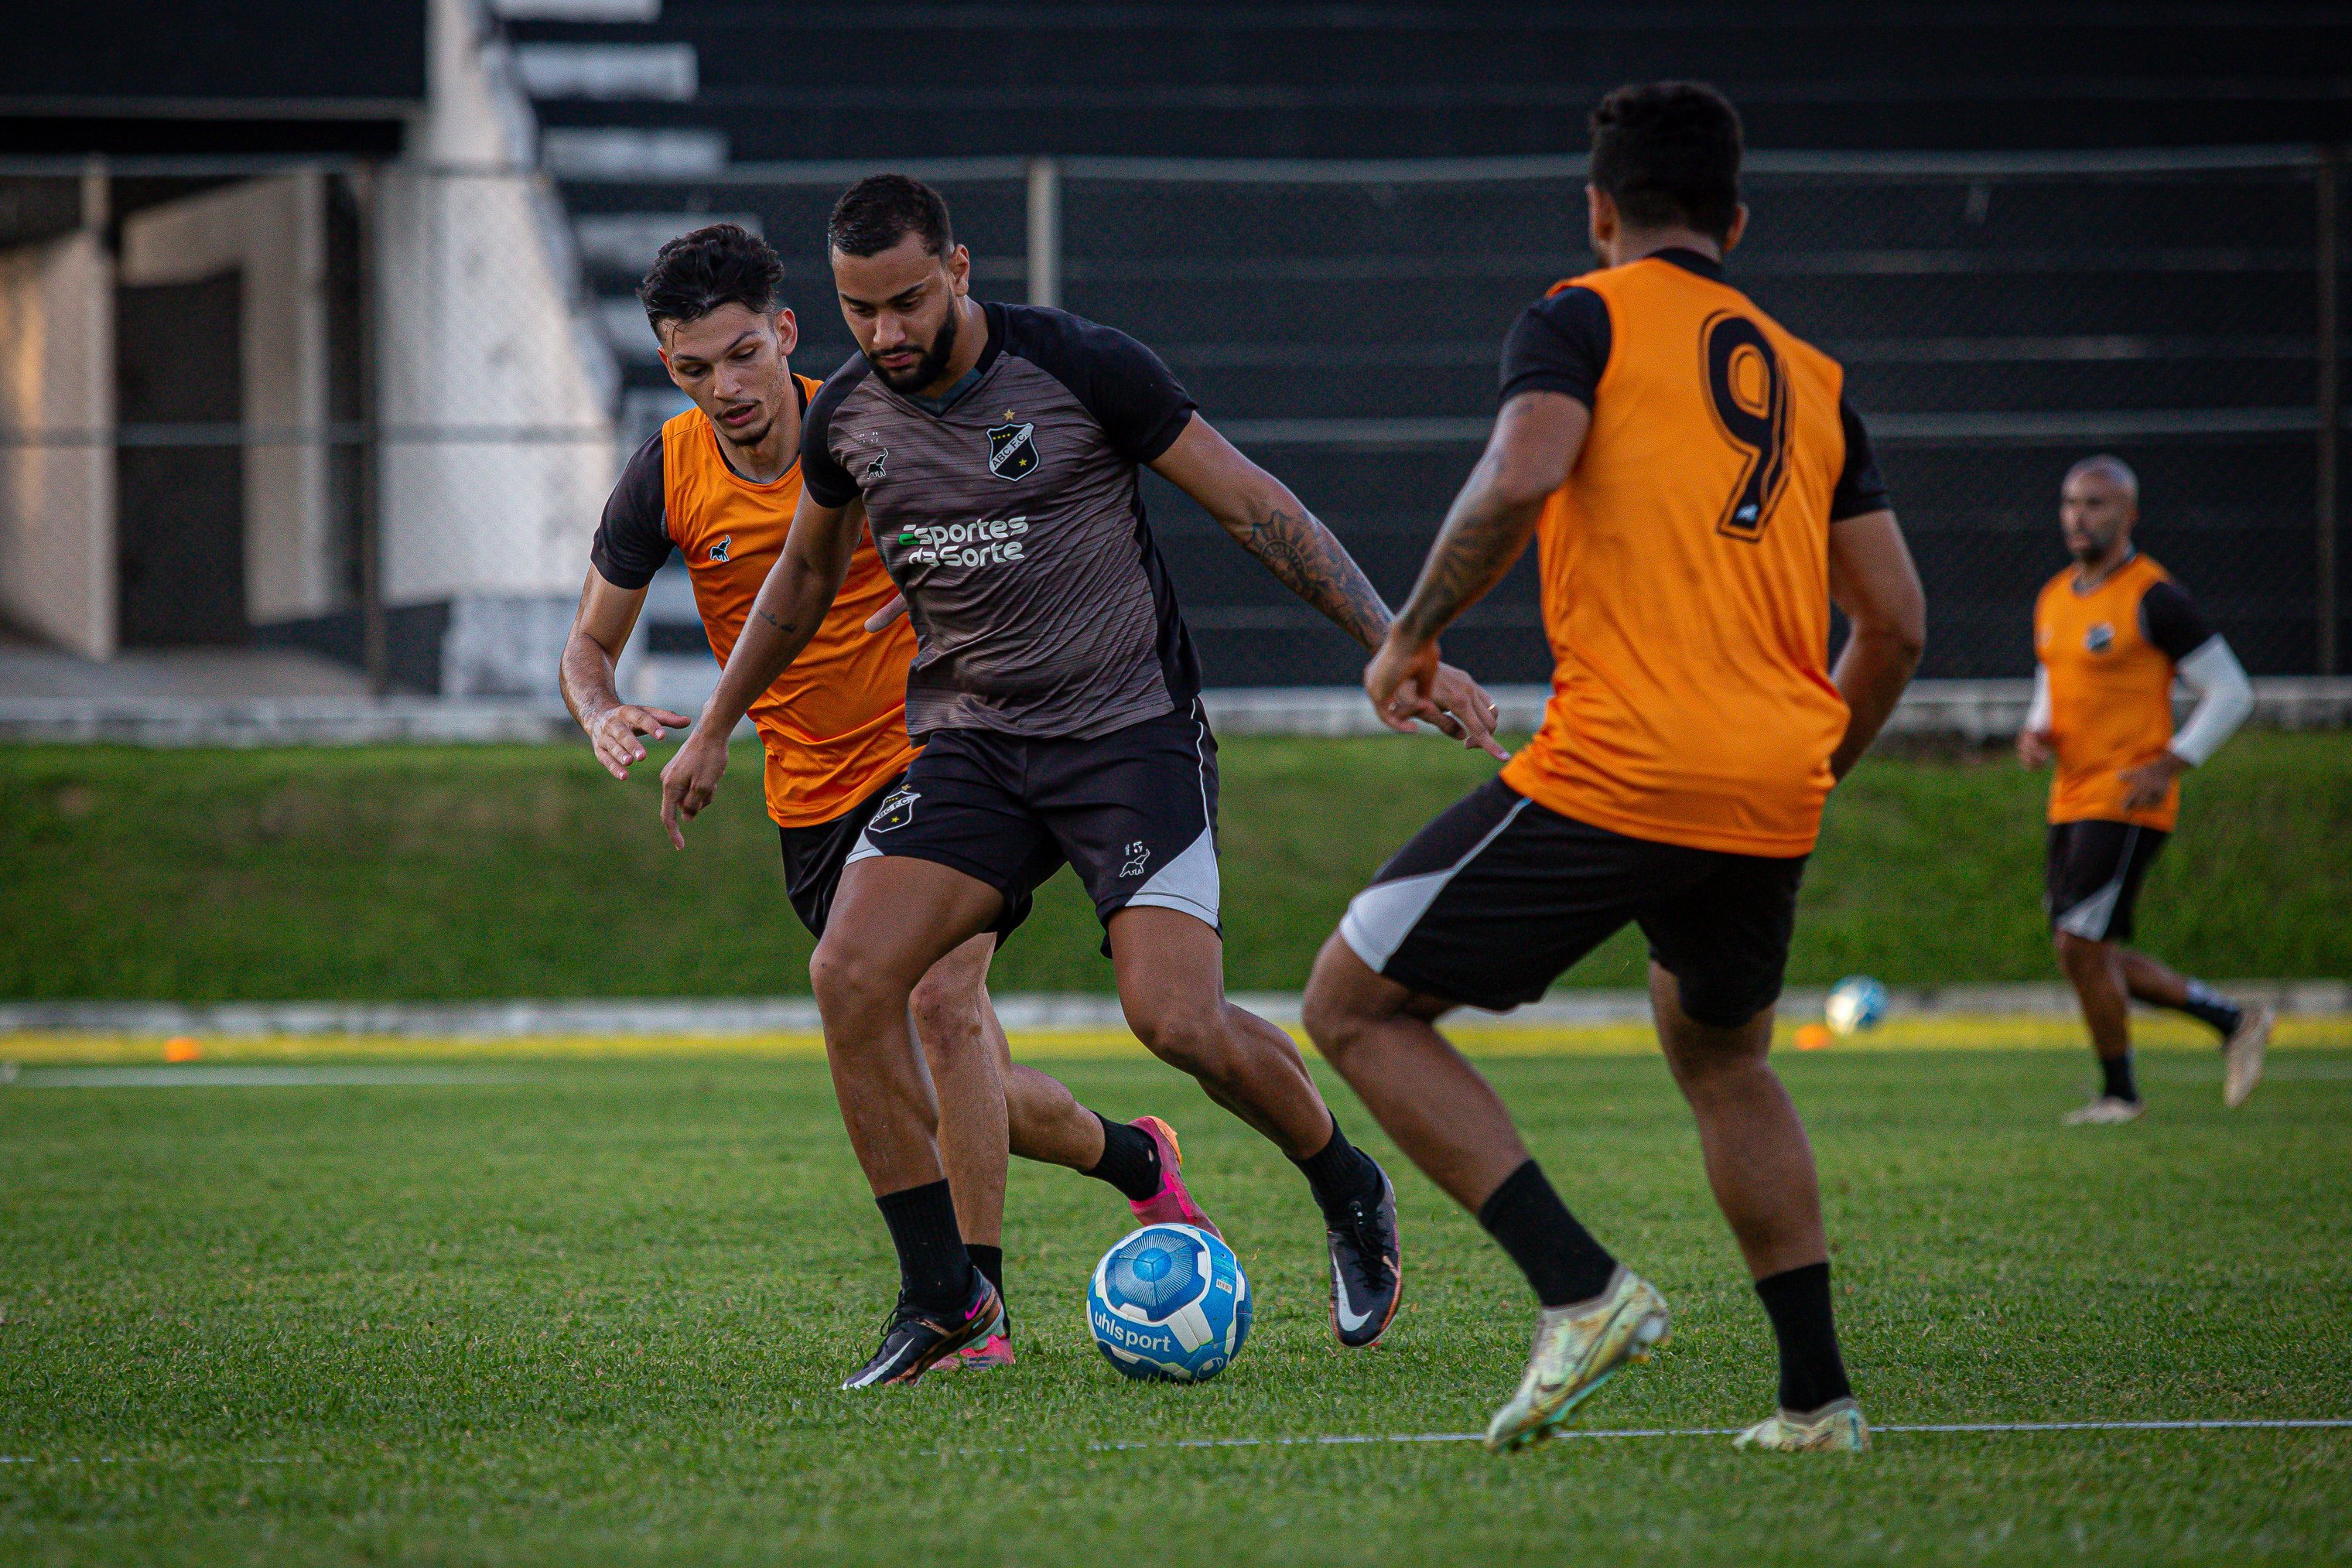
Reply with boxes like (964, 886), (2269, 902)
(1494, 234), (1881, 849)
(1301, 82), (1926, 1456)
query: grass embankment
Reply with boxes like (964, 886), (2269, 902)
(2, 1048), (2347, 1564)
(3, 733), (2347, 1001)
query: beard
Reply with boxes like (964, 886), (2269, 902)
(2067, 524), (2117, 563)
(866, 305), (959, 395)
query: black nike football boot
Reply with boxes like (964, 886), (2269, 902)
(841, 1271), (1003, 1389)
(1327, 1166), (1403, 1348)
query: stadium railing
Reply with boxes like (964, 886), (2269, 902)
(564, 147), (2347, 689)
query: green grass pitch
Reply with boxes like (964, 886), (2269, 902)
(5, 1041), (2347, 1564)
(5, 731), (2350, 1001)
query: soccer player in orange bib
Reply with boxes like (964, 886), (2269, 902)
(1301, 84), (1927, 1454)
(2020, 455), (2267, 1125)
(558, 226), (1219, 1374)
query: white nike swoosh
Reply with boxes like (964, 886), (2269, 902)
(1332, 1261), (1374, 1332)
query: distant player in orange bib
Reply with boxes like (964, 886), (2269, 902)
(557, 226), (1221, 1372)
(2019, 455), (2267, 1125)
(1301, 83), (1927, 1454)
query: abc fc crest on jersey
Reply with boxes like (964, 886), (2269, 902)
(986, 421), (1039, 481)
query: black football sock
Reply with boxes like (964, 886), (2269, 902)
(874, 1180), (973, 1313)
(966, 1242), (1004, 1303)
(1291, 1115), (1384, 1225)
(1476, 1158), (1619, 1308)
(965, 1243), (1011, 1334)
(2172, 979), (2244, 1040)
(1754, 1261), (1855, 1414)
(2101, 1050), (2139, 1103)
(1085, 1112), (1164, 1203)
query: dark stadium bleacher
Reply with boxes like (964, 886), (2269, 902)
(511, 4), (2350, 161)
(513, 3), (2350, 682)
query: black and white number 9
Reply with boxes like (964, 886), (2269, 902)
(1701, 312), (1791, 541)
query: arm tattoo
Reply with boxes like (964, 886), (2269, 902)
(1392, 452), (1542, 644)
(1235, 506), (1392, 651)
(754, 610), (798, 635)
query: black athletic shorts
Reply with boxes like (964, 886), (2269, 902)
(2046, 818), (2169, 945)
(778, 770), (910, 938)
(1338, 777), (1808, 1028)
(843, 699), (1221, 945)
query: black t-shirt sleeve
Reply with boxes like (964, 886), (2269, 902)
(1829, 396), (1892, 522)
(2139, 578), (2216, 660)
(586, 431), (672, 589)
(1498, 286), (1611, 407)
(800, 360), (869, 509)
(1003, 305), (1198, 463)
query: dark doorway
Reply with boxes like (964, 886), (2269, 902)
(116, 269), (245, 645)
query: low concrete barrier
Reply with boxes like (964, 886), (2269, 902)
(3, 679), (2347, 746)
(3, 982), (2343, 1037)
(1202, 680), (2352, 742)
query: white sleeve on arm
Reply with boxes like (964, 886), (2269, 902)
(2024, 664), (2052, 733)
(2168, 636), (2254, 766)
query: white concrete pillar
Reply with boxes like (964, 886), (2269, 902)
(0, 227), (115, 658)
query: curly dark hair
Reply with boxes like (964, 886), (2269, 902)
(636, 223), (785, 332)
(1588, 81), (1744, 241)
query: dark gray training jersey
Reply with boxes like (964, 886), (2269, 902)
(802, 300), (1204, 741)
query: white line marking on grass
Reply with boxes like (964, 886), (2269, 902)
(21, 1422), (2351, 1469)
(1085, 1418), (2352, 1453)
(3, 1066), (525, 1088)
(2142, 1060), (2352, 1082)
(1879, 1419), (2352, 1433)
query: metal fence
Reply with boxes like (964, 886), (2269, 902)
(0, 159), (615, 697)
(579, 147), (2349, 692)
(0, 148), (2342, 703)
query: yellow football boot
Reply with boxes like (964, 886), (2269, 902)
(1483, 1267), (1670, 1453)
(1734, 1396), (1872, 1452)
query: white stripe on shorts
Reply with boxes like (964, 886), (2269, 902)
(1338, 796), (1530, 973)
(2054, 825), (2141, 942)
(1122, 700), (1222, 929)
(1125, 825), (1220, 926)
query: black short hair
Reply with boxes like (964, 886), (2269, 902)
(637, 223), (785, 332)
(828, 174), (954, 260)
(1588, 82), (1744, 241)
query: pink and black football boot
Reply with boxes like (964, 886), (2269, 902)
(1126, 1115), (1221, 1240)
(932, 1300), (1016, 1372)
(839, 1271), (1002, 1389)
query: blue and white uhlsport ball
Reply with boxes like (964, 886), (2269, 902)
(1824, 975), (1889, 1036)
(1087, 1223), (1252, 1382)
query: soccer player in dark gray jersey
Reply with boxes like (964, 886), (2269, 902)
(799, 299), (1201, 740)
(661, 176), (1506, 1389)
